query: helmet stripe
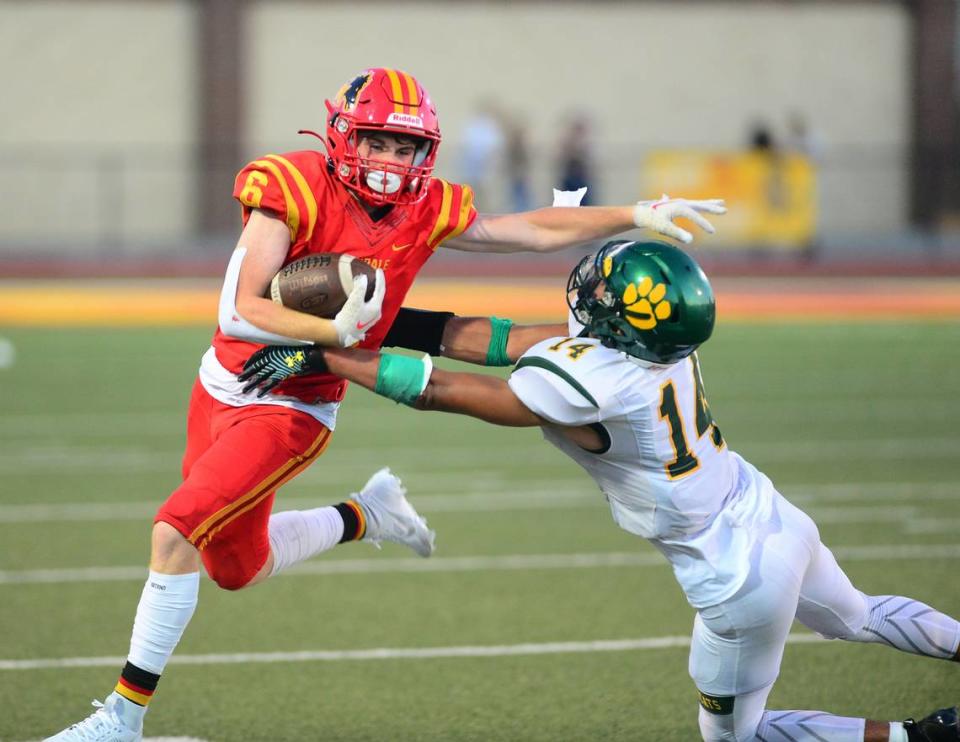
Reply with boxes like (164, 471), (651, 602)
(384, 68), (406, 114)
(400, 71), (418, 115)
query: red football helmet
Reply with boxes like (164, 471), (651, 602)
(319, 68), (441, 204)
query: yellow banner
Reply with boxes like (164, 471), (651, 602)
(644, 150), (817, 250)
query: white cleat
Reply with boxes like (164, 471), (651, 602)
(44, 695), (142, 741)
(351, 468), (435, 557)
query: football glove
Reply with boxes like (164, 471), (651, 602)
(633, 194), (726, 244)
(238, 346), (327, 397)
(332, 268), (386, 347)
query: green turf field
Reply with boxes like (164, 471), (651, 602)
(0, 322), (958, 741)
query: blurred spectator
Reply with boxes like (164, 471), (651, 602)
(783, 110), (824, 162)
(747, 119), (788, 218)
(503, 113), (532, 212)
(556, 111), (597, 206)
(459, 98), (504, 208)
(783, 110), (822, 258)
(748, 120), (776, 153)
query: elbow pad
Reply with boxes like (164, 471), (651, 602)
(218, 248), (313, 346)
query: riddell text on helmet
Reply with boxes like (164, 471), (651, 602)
(386, 113), (424, 128)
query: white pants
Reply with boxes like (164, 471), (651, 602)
(688, 491), (869, 697)
(688, 492), (873, 733)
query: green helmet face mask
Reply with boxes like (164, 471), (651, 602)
(566, 240), (716, 364)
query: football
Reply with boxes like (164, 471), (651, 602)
(268, 253), (376, 318)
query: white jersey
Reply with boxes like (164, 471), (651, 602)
(508, 337), (774, 608)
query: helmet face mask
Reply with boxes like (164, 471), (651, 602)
(566, 240), (716, 364)
(323, 69), (441, 205)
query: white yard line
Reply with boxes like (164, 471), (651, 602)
(1, 544), (958, 586)
(903, 518), (960, 534)
(1, 436), (959, 473)
(0, 633), (828, 672)
(22, 740), (206, 742)
(0, 490), (600, 523)
(1, 480), (957, 525)
(788, 482), (960, 502)
(2, 397), (955, 432)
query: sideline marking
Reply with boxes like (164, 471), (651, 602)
(0, 435), (958, 475)
(0, 479), (956, 525)
(0, 337), (15, 369)
(1, 634), (827, 671)
(23, 738), (207, 742)
(1, 544), (958, 586)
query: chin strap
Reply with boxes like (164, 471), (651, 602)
(297, 128), (325, 142)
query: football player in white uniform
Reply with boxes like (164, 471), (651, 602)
(242, 240), (960, 742)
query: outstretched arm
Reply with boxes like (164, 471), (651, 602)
(440, 317), (566, 365)
(238, 346), (607, 450)
(321, 348), (542, 427)
(238, 313), (566, 397)
(441, 196), (726, 253)
(380, 308), (565, 365)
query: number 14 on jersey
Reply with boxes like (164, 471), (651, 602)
(659, 355), (725, 479)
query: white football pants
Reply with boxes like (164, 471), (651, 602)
(689, 491), (959, 741)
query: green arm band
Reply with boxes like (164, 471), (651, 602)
(374, 353), (433, 407)
(485, 317), (514, 366)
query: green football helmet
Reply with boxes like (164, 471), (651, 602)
(566, 240), (715, 364)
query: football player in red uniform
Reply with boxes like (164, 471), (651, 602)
(47, 67), (725, 740)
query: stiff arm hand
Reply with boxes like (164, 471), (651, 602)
(237, 346), (327, 397)
(633, 194), (726, 244)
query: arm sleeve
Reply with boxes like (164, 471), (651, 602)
(217, 248), (313, 346)
(382, 308), (455, 355)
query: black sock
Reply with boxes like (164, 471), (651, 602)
(334, 501), (364, 542)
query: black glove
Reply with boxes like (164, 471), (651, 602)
(238, 345), (327, 397)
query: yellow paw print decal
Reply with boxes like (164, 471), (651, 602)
(622, 276), (671, 330)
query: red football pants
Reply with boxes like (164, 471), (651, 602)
(156, 379), (332, 589)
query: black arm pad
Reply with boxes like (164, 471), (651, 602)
(382, 307), (456, 355)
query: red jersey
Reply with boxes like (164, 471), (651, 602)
(213, 150), (477, 403)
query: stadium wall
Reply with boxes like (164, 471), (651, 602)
(0, 1), (910, 252)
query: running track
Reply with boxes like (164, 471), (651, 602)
(1, 277), (959, 325)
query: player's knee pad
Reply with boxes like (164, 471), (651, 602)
(797, 596), (868, 640)
(204, 564), (251, 591)
(201, 550), (258, 591)
(795, 545), (870, 639)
